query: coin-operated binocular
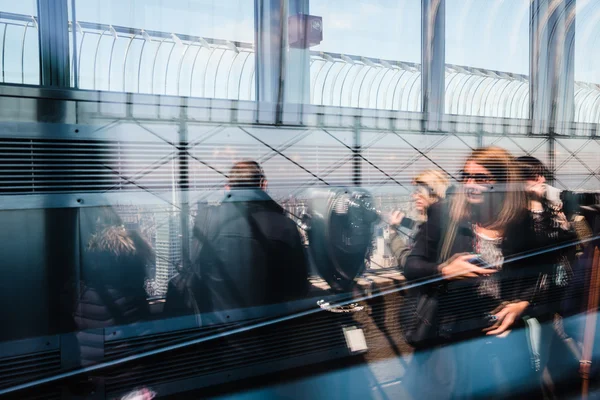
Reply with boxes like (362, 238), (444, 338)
(301, 187), (380, 294)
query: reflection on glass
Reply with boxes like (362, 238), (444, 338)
(2, 1), (600, 399)
(80, 204), (185, 301)
(76, 207), (153, 366)
(445, 0), (530, 117)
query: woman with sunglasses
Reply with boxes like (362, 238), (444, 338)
(403, 147), (550, 399)
(388, 169), (450, 270)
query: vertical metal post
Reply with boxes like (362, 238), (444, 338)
(37, 0), (71, 87)
(254, 0), (310, 124)
(36, 0), (80, 364)
(37, 0), (82, 360)
(353, 116), (362, 187)
(178, 98), (190, 270)
(285, 0), (310, 112)
(548, 133), (556, 185)
(530, 0), (576, 136)
(275, 0), (288, 124)
(531, 0), (575, 183)
(254, 0), (283, 123)
(70, 0), (78, 88)
(422, 0), (445, 129)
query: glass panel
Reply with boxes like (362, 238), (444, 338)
(79, 205), (185, 300)
(0, 0), (39, 85)
(574, 1), (600, 123)
(308, 0), (421, 110)
(0, 0), (37, 15)
(72, 0), (254, 98)
(2, 1), (600, 398)
(445, 0), (530, 118)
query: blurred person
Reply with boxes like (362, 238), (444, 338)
(74, 207), (153, 364)
(388, 169), (450, 269)
(164, 160), (311, 380)
(516, 155), (587, 220)
(516, 155), (563, 212)
(516, 156), (578, 391)
(517, 156), (575, 296)
(68, 207), (154, 396)
(402, 147), (560, 399)
(166, 160), (309, 321)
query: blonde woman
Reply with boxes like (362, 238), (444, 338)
(388, 169), (450, 269)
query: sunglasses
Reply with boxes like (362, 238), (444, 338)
(412, 182), (436, 197)
(459, 171), (495, 184)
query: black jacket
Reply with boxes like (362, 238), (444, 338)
(73, 225), (151, 365)
(168, 189), (309, 319)
(405, 201), (566, 336)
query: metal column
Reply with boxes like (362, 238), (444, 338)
(178, 98), (191, 271)
(422, 0), (446, 129)
(530, 0), (576, 182)
(353, 117), (362, 187)
(254, 0), (311, 124)
(36, 0), (80, 346)
(255, 0), (284, 123)
(37, 0), (71, 87)
(285, 0), (311, 124)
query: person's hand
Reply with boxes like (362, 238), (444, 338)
(484, 301), (529, 336)
(556, 211), (570, 231)
(438, 253), (497, 281)
(389, 210), (405, 227)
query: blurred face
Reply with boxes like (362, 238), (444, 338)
(461, 161), (495, 205)
(412, 185), (434, 213)
(524, 175), (545, 198)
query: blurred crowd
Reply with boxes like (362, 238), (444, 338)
(71, 147), (600, 399)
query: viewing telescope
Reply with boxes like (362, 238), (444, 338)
(299, 187), (380, 293)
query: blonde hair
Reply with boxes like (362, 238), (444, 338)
(450, 146), (527, 232)
(413, 169), (450, 200)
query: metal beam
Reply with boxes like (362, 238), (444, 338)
(37, 0), (70, 87)
(422, 0), (445, 123)
(286, 0), (310, 106)
(254, 0), (310, 124)
(530, 0), (576, 133)
(531, 0), (576, 183)
(254, 0), (285, 123)
(35, 0), (80, 360)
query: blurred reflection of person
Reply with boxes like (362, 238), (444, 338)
(516, 156), (564, 214)
(403, 147), (554, 399)
(517, 156), (577, 386)
(517, 155), (574, 292)
(69, 207), (153, 396)
(167, 160), (309, 323)
(388, 169), (450, 270)
(75, 207), (152, 364)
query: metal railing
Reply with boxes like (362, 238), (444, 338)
(0, 11), (599, 121)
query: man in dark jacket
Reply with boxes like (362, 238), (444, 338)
(166, 160), (309, 322)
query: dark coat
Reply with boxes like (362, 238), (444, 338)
(73, 225), (151, 365)
(166, 189), (309, 320)
(404, 200), (567, 338)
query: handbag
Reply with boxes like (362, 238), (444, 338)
(400, 216), (458, 348)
